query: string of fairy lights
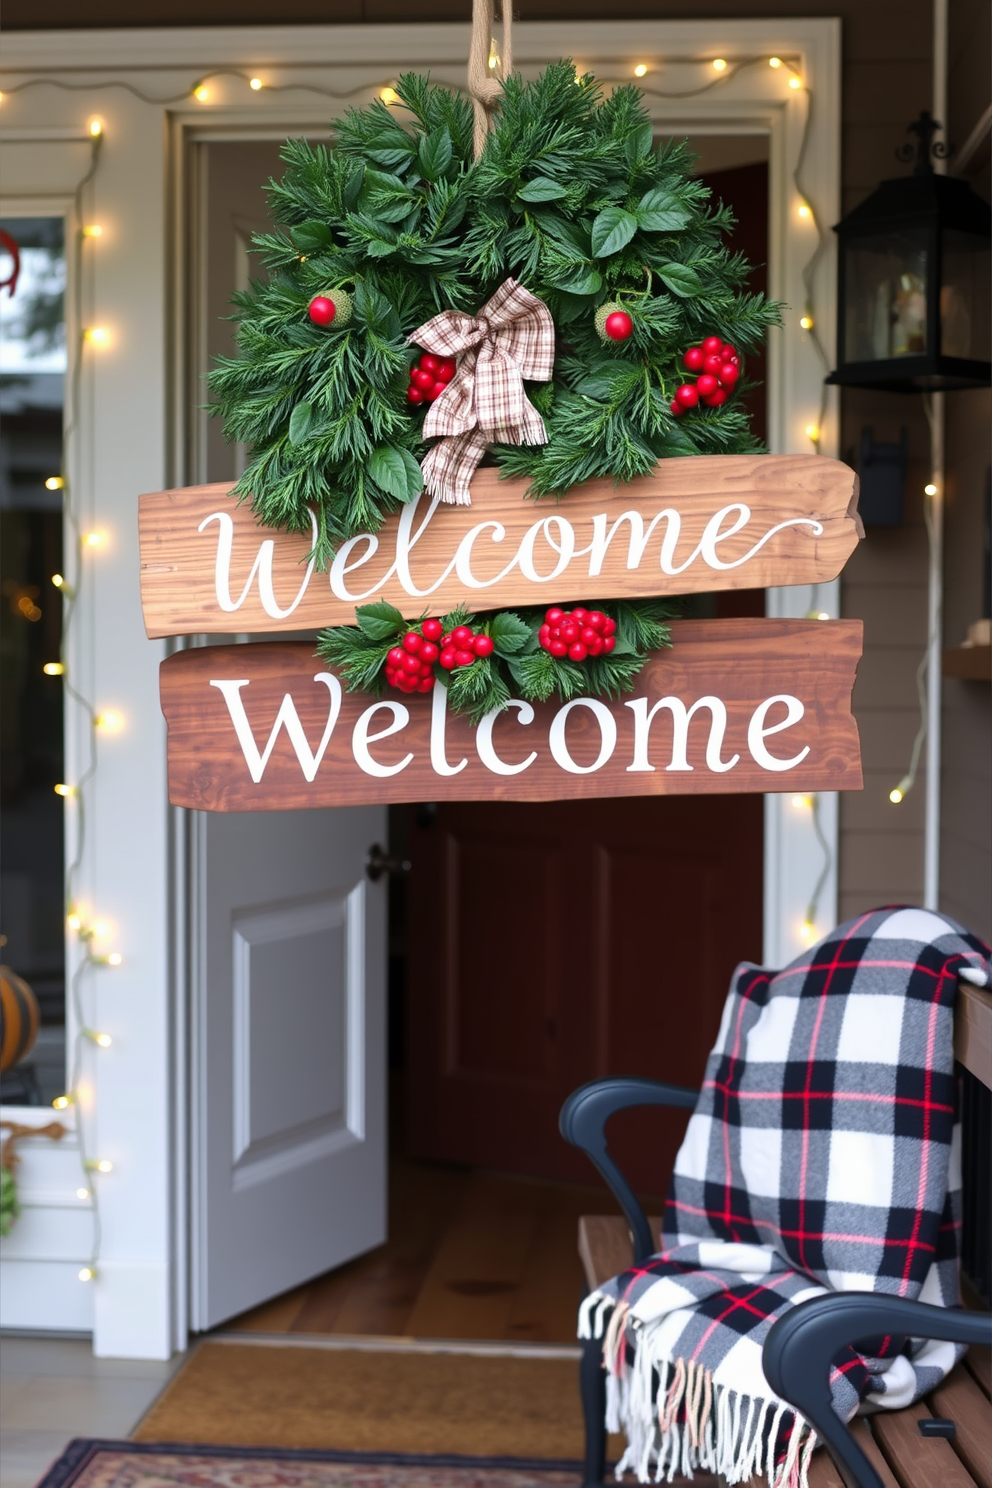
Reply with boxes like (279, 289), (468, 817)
(3, 46), (834, 1255)
(23, 123), (118, 1284)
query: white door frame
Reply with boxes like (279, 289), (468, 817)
(0, 16), (840, 1355)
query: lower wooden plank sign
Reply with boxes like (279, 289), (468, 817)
(160, 619), (863, 809)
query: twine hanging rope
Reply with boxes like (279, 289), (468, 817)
(468, 0), (512, 157)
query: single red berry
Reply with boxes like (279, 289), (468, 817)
(683, 346), (705, 372)
(675, 383), (700, 408)
(671, 399), (683, 416)
(703, 388), (728, 407)
(568, 642), (588, 661)
(539, 624), (551, 644)
(588, 636), (603, 656)
(454, 649), (475, 667)
(411, 367), (434, 391)
(602, 617), (617, 637)
(402, 653), (421, 675)
(427, 382), (448, 401)
(696, 373), (718, 397)
(419, 640), (439, 664)
(473, 634), (495, 657)
(308, 295), (336, 326)
(603, 636), (616, 653)
(701, 335), (723, 354)
(403, 631), (421, 652)
(387, 646), (405, 668)
(441, 634), (452, 648)
(422, 618), (443, 642)
(436, 358), (457, 382)
(397, 674), (416, 692)
(439, 648), (457, 670)
(703, 353), (724, 376)
(560, 621), (579, 644)
(406, 385), (425, 405)
(604, 310), (634, 342)
(417, 676), (435, 692)
(581, 627), (598, 646)
(451, 625), (473, 647)
(418, 353), (440, 374)
(550, 640), (568, 658)
(718, 362), (738, 387)
(721, 343), (738, 361)
(572, 607), (588, 622)
(586, 611), (605, 632)
(545, 607), (564, 626)
(418, 661), (433, 677)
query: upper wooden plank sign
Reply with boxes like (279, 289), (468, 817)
(139, 455), (862, 637)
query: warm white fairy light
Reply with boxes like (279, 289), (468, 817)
(634, 64), (648, 78)
(768, 56), (783, 69)
(88, 117), (103, 137)
(54, 782), (75, 797)
(84, 326), (109, 347)
(95, 710), (124, 733)
(45, 475), (64, 489)
(84, 1158), (113, 1174)
(82, 224), (103, 238)
(45, 662), (66, 676)
(193, 84), (210, 103)
(78, 1266), (96, 1282)
(789, 75), (802, 90)
(83, 1029), (113, 1049)
(379, 86), (400, 105)
(249, 77), (264, 91)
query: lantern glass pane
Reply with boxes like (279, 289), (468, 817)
(941, 230), (991, 361)
(843, 230), (928, 363)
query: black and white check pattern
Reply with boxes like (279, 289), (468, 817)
(580, 907), (990, 1486)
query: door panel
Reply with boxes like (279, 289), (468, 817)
(406, 794), (762, 1195)
(193, 807), (387, 1330)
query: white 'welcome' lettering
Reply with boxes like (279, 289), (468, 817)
(210, 672), (341, 781)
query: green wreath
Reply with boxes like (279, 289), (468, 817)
(209, 62), (780, 568)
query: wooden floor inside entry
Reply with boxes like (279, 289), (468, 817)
(220, 1158), (659, 1344)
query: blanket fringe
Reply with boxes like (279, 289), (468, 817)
(580, 1294), (816, 1487)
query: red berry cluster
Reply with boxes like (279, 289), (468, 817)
(407, 351), (457, 406)
(538, 607), (617, 662)
(671, 335), (741, 415)
(384, 619), (495, 693)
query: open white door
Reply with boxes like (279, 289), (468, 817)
(189, 807), (386, 1330)
(185, 141), (387, 1330)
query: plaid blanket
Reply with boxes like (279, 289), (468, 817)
(579, 907), (990, 1487)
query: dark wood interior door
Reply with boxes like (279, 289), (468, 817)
(405, 789), (762, 1193)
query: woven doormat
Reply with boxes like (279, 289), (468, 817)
(37, 1441), (583, 1488)
(131, 1341), (602, 1458)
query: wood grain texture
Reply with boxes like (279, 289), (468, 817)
(872, 1397), (979, 1488)
(159, 618), (863, 810)
(578, 1213), (662, 1291)
(138, 455), (862, 638)
(956, 981), (992, 1089)
(930, 1365), (992, 1488)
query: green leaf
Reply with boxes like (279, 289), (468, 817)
(517, 177), (568, 202)
(636, 189), (691, 233)
(369, 445), (424, 503)
(554, 263), (603, 296)
(355, 600), (406, 640)
(590, 206), (639, 258)
(341, 166), (365, 211)
(417, 127), (452, 182)
(625, 120), (655, 166)
(490, 612), (531, 657)
(288, 401), (314, 445)
(290, 220), (332, 253)
(657, 261), (703, 297)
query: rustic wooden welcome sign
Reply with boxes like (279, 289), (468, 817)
(138, 455), (865, 809)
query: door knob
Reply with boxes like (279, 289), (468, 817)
(365, 843), (412, 882)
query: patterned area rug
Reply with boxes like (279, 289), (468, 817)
(38, 1441), (582, 1488)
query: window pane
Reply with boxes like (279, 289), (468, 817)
(0, 216), (66, 1107)
(843, 230), (928, 362)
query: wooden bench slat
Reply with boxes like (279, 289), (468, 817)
(851, 1420), (904, 1488)
(965, 1344), (991, 1400)
(871, 1400), (980, 1488)
(807, 1444), (847, 1488)
(578, 1214), (661, 1292)
(955, 981), (992, 1089)
(930, 1363), (992, 1488)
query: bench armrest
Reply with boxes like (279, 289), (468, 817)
(763, 1292), (992, 1488)
(559, 1077), (697, 1265)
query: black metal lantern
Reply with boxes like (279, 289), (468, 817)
(827, 112), (991, 393)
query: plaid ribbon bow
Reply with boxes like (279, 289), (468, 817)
(410, 278), (555, 506)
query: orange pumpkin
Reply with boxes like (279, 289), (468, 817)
(0, 965), (40, 1073)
